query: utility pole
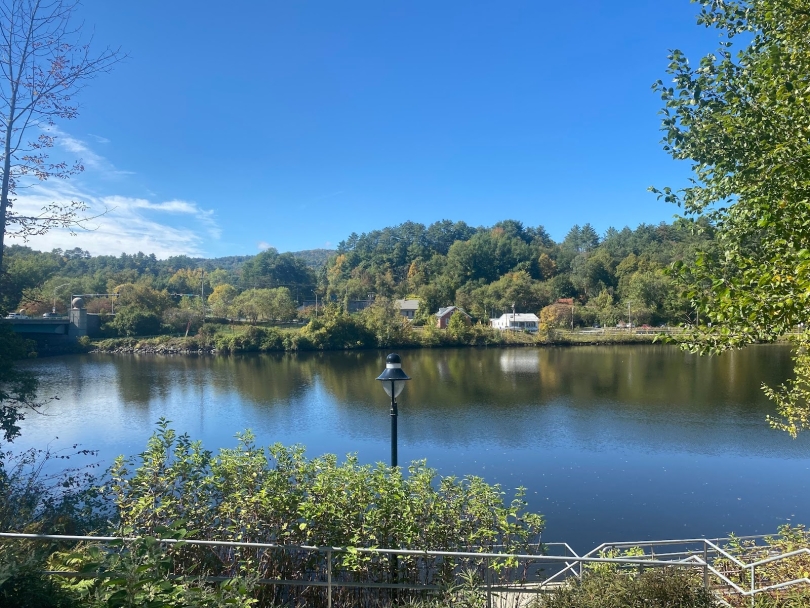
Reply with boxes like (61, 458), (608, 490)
(628, 301), (631, 328)
(200, 268), (205, 322)
(571, 302), (574, 332)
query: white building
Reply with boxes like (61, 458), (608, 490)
(490, 313), (540, 332)
(395, 299), (420, 320)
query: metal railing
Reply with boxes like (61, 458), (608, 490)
(2, 531), (809, 606)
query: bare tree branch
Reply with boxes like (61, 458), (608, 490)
(0, 0), (124, 281)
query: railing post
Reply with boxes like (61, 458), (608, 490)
(750, 564), (755, 608)
(327, 549), (332, 608)
(703, 541), (709, 590)
(485, 557), (492, 608)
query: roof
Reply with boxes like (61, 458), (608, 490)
(436, 306), (470, 318)
(395, 299), (420, 311)
(494, 313), (539, 322)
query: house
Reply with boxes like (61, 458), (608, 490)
(490, 312), (540, 332)
(395, 299), (420, 321)
(435, 306), (471, 329)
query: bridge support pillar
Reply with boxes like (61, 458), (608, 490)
(68, 297), (87, 339)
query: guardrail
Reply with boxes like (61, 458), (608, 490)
(1, 532), (808, 607)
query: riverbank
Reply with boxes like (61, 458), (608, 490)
(89, 324), (669, 355)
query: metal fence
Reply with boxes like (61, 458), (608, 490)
(2, 531), (809, 607)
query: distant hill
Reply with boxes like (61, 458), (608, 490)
(289, 248), (334, 269)
(197, 249), (334, 272)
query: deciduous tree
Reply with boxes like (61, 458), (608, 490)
(0, 0), (122, 273)
(653, 0), (810, 434)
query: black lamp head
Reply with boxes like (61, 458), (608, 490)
(376, 353), (410, 398)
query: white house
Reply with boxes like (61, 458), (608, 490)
(395, 299), (420, 320)
(490, 313), (540, 332)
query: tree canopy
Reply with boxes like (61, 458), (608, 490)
(653, 0), (810, 435)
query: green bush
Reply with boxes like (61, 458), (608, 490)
(110, 307), (162, 337)
(103, 420), (544, 605)
(300, 314), (376, 349)
(533, 568), (715, 608)
(0, 445), (104, 608)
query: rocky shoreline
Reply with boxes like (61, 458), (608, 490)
(91, 345), (217, 355)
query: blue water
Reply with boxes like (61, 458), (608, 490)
(16, 344), (809, 552)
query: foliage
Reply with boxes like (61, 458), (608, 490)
(3, 217), (711, 341)
(0, 443), (104, 608)
(239, 247), (314, 291)
(540, 302), (575, 330)
(360, 297), (415, 348)
(230, 287), (297, 324)
(298, 313), (377, 350)
(713, 525), (810, 606)
(110, 307), (162, 338)
(213, 326), (285, 353)
(652, 0), (810, 434)
(532, 568), (715, 608)
(0, 323), (37, 446)
(101, 420), (544, 604)
(206, 284), (237, 318)
(50, 533), (257, 608)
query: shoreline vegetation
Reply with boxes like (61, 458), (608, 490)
(87, 321), (678, 355)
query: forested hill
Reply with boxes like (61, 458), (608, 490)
(1, 218), (713, 328)
(0, 245), (334, 314)
(325, 218), (713, 326)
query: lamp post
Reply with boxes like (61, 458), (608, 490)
(376, 353), (410, 468)
(52, 283), (69, 314)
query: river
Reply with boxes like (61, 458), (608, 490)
(16, 344), (810, 552)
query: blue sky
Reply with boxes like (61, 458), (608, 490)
(17, 0), (721, 258)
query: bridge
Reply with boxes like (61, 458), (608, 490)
(3, 297), (102, 340)
(6, 317), (73, 335)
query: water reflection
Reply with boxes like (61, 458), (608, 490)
(17, 345), (810, 551)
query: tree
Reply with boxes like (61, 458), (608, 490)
(207, 283), (237, 318)
(0, 0), (122, 273)
(230, 290), (263, 324)
(269, 287), (297, 322)
(653, 0), (810, 434)
(240, 248), (314, 290)
(360, 297), (413, 347)
(446, 309), (471, 341)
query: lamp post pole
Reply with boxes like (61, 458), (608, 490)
(390, 381), (397, 468)
(376, 353), (410, 595)
(376, 353), (410, 469)
(53, 283), (69, 314)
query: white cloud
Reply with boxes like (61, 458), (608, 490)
(10, 185), (220, 259)
(4, 126), (221, 258)
(47, 126), (134, 177)
(257, 241), (272, 251)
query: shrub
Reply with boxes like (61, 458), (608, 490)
(0, 445), (103, 608)
(110, 307), (162, 337)
(533, 568), (715, 608)
(104, 420), (544, 605)
(300, 315), (376, 349)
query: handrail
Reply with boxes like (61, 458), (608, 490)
(3, 531), (810, 602)
(0, 532), (694, 565)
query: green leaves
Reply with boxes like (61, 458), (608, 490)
(655, 0), (810, 433)
(105, 423), (545, 601)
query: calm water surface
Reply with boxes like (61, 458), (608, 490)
(17, 345), (810, 552)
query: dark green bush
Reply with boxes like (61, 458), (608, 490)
(300, 314), (377, 349)
(110, 307), (162, 337)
